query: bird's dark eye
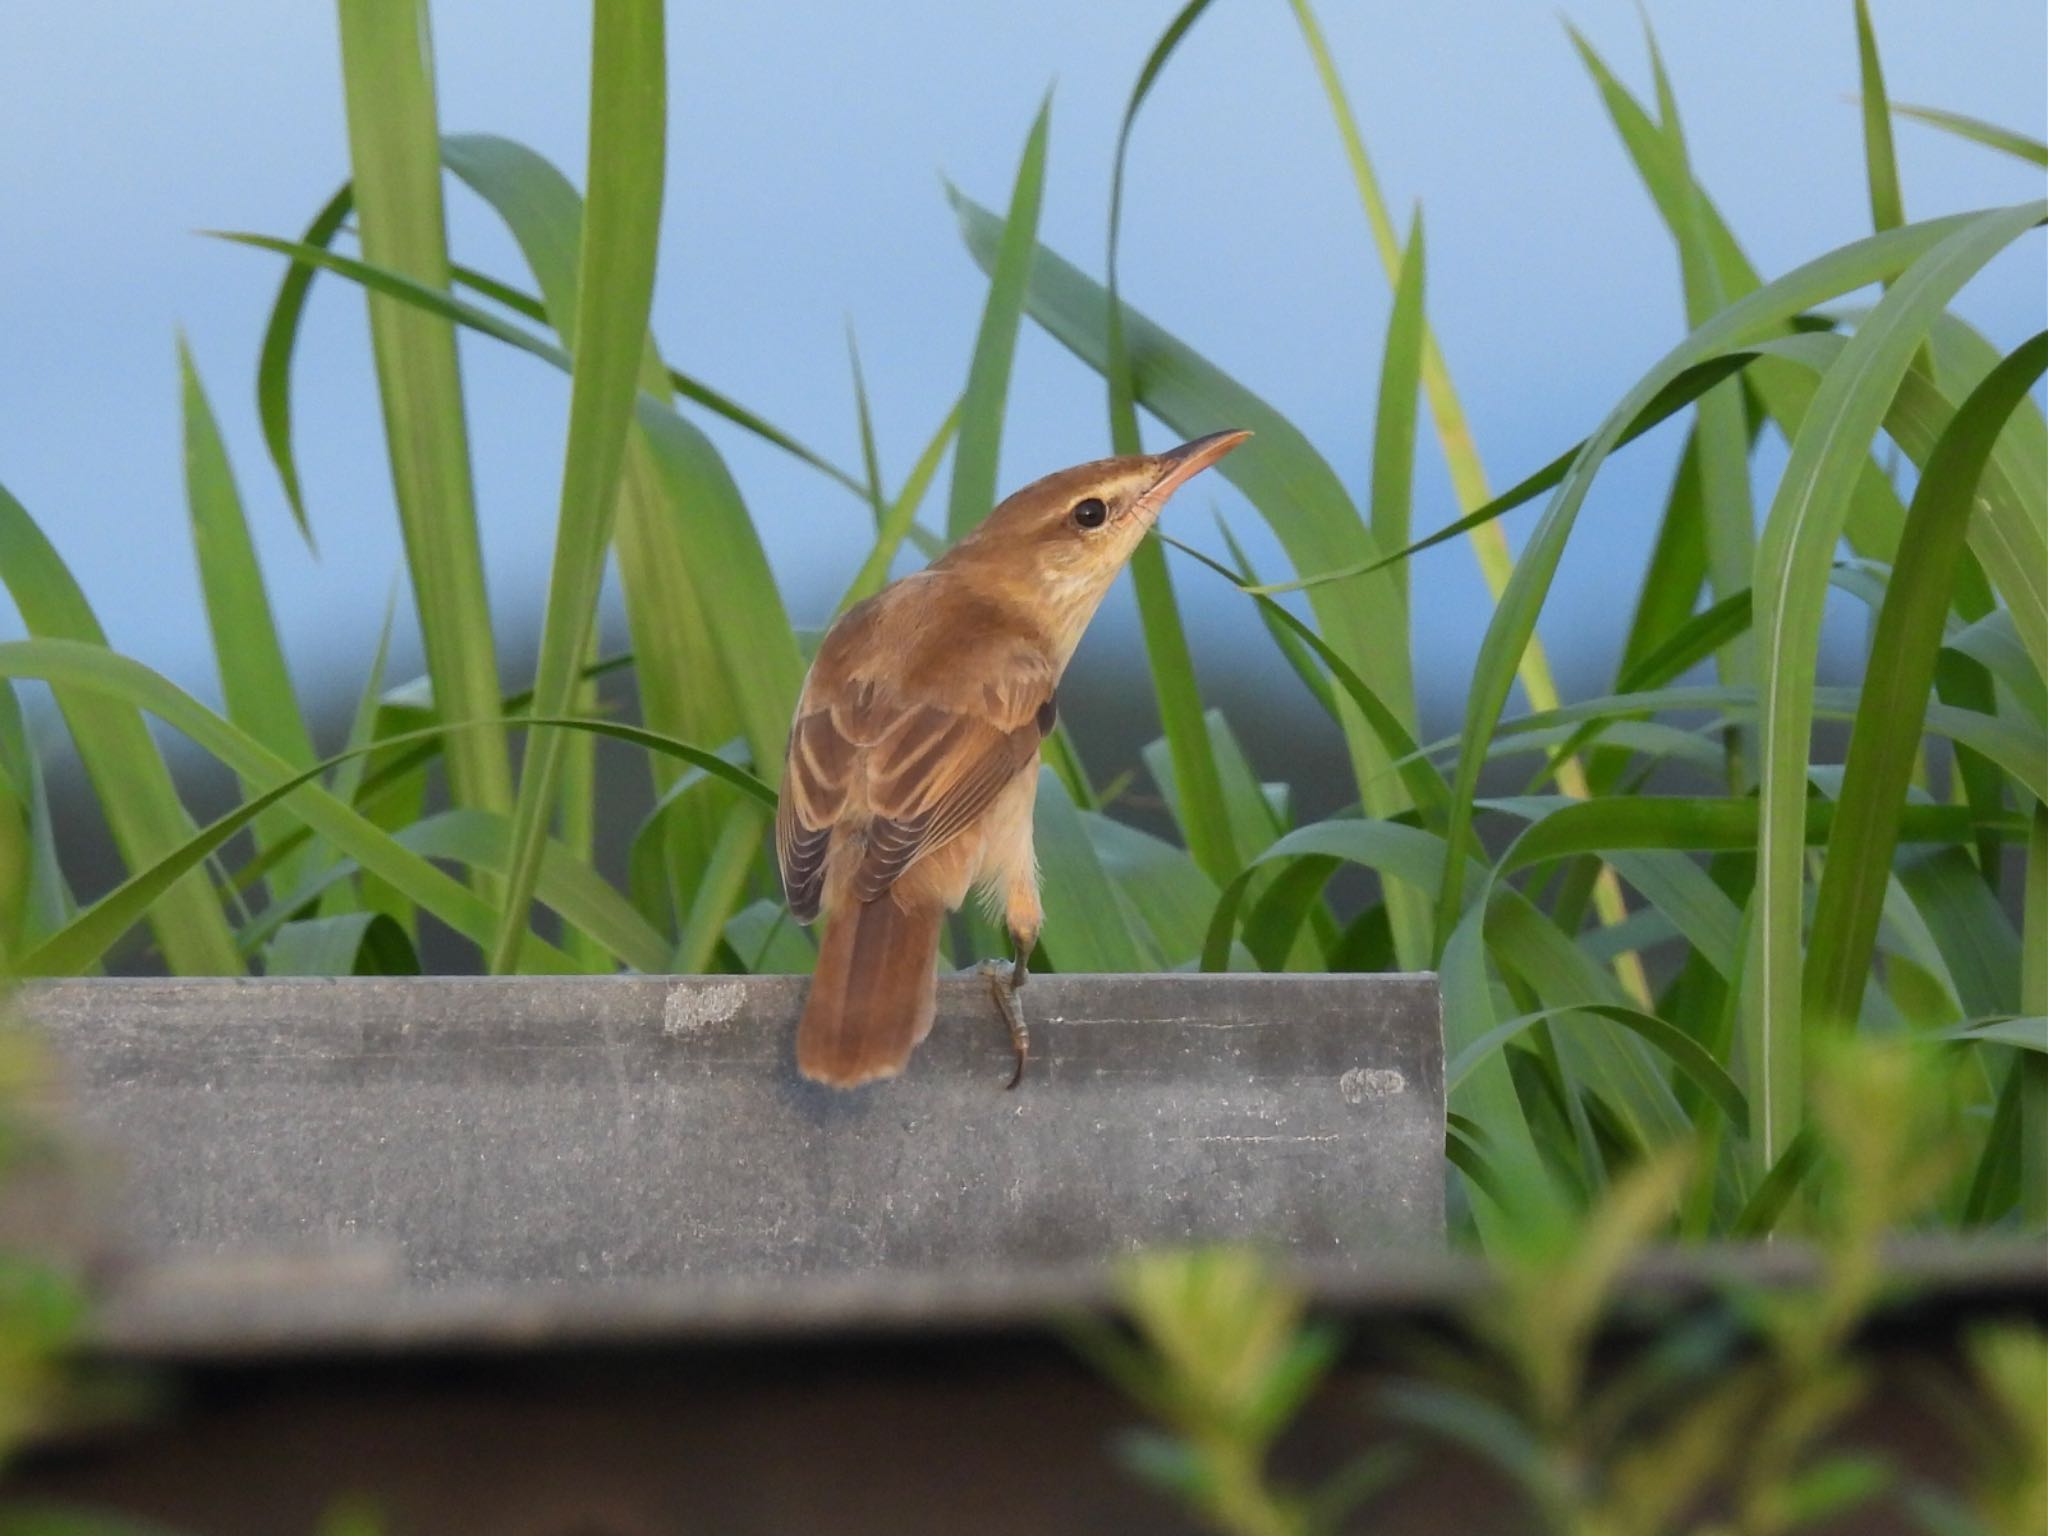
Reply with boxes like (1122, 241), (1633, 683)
(1071, 497), (1108, 529)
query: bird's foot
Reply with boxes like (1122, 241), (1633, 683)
(975, 957), (1029, 1090)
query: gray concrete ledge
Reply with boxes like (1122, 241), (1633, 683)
(21, 972), (1444, 1329)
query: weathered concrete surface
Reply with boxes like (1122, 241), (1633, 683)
(21, 974), (1443, 1305)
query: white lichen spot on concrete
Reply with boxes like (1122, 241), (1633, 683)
(663, 981), (744, 1036)
(1339, 1066), (1406, 1104)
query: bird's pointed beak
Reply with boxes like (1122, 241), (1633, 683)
(1143, 429), (1253, 507)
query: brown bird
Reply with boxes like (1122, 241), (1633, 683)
(777, 430), (1251, 1088)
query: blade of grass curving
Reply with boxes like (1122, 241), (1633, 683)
(1853, 0), (1906, 235)
(1645, 25), (1758, 788)
(948, 96), (1050, 541)
(1891, 103), (2048, 168)
(444, 244), (866, 496)
(955, 195), (1430, 955)
(1033, 768), (1149, 972)
(0, 484), (241, 974)
(1107, 0), (1236, 884)
(489, 0), (667, 975)
(402, 809), (667, 974)
(673, 804), (770, 974)
(254, 181), (352, 546)
(847, 328), (888, 530)
(1749, 206), (2046, 1170)
(334, 0), (512, 838)
(1214, 517), (1336, 721)
(1082, 811), (1223, 967)
(180, 339), (319, 903)
(1241, 351), (1755, 594)
(838, 397), (962, 611)
(1616, 429), (1711, 685)
(1433, 203), (2038, 972)
(264, 912), (419, 977)
(1372, 211), (1426, 622)
(558, 666), (604, 972)
(1806, 333), (2048, 1034)
(0, 683), (76, 961)
(1447, 1003), (1746, 1133)
(2024, 806), (2048, 1223)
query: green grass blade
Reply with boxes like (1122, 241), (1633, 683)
(837, 397), (961, 611)
(1749, 204), (2045, 1170)
(1615, 428), (1710, 687)
(1080, 811), (1221, 967)
(947, 96), (1050, 541)
(489, 0), (667, 974)
(264, 912), (419, 977)
(1891, 102), (2048, 168)
(2024, 806), (2048, 1223)
(1213, 519), (1337, 721)
(334, 0), (512, 833)
(1372, 211), (1426, 619)
(0, 683), (77, 961)
(846, 328), (888, 530)
(1854, 0), (1906, 234)
(1806, 333), (2048, 1033)
(1106, 0), (1237, 883)
(1033, 767), (1150, 972)
(1643, 24), (1758, 787)
(1447, 1003), (1747, 1134)
(253, 181), (352, 547)
(446, 235), (867, 495)
(1245, 351), (1755, 594)
(180, 338), (319, 902)
(402, 809), (667, 974)
(0, 484), (241, 974)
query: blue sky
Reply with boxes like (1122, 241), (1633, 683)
(3, 1), (2043, 744)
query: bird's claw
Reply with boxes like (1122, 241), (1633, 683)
(977, 957), (1028, 1089)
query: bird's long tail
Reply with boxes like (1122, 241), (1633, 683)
(797, 892), (944, 1087)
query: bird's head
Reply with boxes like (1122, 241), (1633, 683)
(942, 429), (1251, 657)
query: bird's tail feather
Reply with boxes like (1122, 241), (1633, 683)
(797, 893), (943, 1087)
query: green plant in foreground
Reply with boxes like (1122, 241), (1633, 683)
(0, 1), (2038, 1250)
(1096, 1040), (2045, 1536)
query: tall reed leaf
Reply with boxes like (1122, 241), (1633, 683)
(948, 96), (1050, 540)
(1891, 103), (2048, 168)
(1805, 332), (2048, 1032)
(334, 0), (511, 829)
(180, 340), (319, 901)
(1107, 1), (1235, 883)
(1748, 202), (2045, 1169)
(490, 0), (667, 974)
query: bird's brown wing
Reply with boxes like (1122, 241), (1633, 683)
(777, 654), (1054, 920)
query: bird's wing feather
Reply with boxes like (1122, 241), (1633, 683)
(777, 638), (1053, 915)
